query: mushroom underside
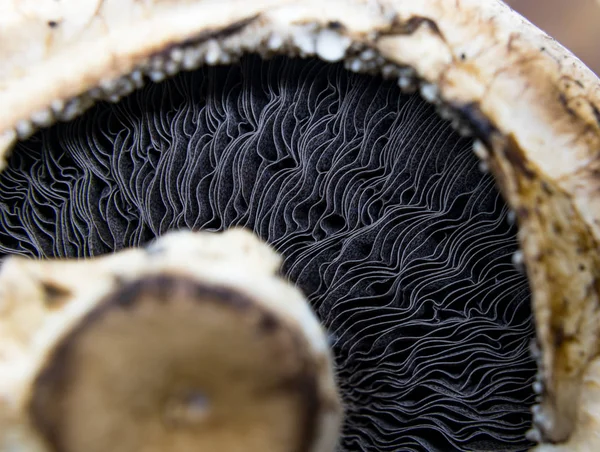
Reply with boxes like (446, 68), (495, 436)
(0, 55), (536, 451)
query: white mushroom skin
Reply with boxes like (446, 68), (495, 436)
(0, 228), (343, 452)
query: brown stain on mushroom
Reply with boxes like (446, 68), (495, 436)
(503, 134), (536, 180)
(152, 15), (259, 61)
(591, 104), (600, 128)
(488, 130), (600, 442)
(388, 15), (444, 41)
(40, 281), (73, 310)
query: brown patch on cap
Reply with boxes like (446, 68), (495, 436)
(503, 134), (536, 180)
(29, 274), (324, 452)
(40, 281), (73, 310)
(155, 16), (259, 60)
(388, 16), (444, 40)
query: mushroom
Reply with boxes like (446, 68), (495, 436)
(0, 0), (599, 451)
(0, 228), (342, 452)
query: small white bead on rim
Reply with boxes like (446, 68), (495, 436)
(315, 29), (351, 62)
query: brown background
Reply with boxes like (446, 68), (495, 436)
(508, 0), (600, 75)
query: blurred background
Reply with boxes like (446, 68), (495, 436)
(508, 0), (600, 75)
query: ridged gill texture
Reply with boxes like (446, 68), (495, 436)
(0, 56), (535, 451)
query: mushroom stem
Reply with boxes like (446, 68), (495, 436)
(0, 228), (342, 452)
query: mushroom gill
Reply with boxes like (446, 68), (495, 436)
(0, 55), (536, 451)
